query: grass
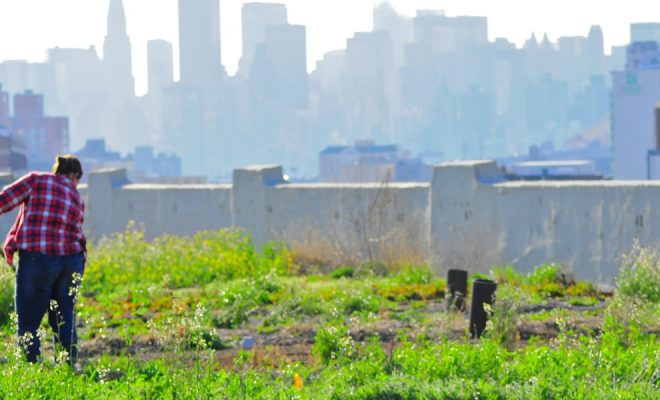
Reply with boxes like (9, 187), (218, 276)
(0, 226), (657, 399)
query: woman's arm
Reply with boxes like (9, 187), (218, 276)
(0, 173), (34, 214)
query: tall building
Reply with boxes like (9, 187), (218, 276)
(342, 31), (395, 142)
(146, 40), (174, 143)
(0, 85), (26, 171)
(178, 0), (223, 86)
(243, 22), (308, 166)
(373, 1), (413, 67)
(103, 0), (135, 99)
(0, 61), (58, 112)
(0, 90), (68, 170)
(240, 2), (288, 76)
(413, 11), (488, 53)
(587, 25), (606, 76)
(147, 40), (174, 96)
(631, 23), (660, 43)
(258, 23), (308, 109)
(0, 84), (8, 118)
(611, 41), (660, 179)
(46, 46), (106, 151)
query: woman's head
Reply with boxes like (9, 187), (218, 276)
(52, 154), (83, 181)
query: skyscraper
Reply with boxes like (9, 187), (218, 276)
(611, 41), (660, 179)
(587, 25), (606, 77)
(631, 23), (660, 43)
(178, 0), (223, 86)
(103, 0), (135, 99)
(373, 1), (413, 67)
(240, 2), (288, 76)
(147, 40), (174, 96)
(146, 40), (174, 143)
(0, 84), (8, 119)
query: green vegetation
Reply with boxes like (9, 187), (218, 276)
(0, 226), (657, 399)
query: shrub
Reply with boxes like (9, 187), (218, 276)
(603, 244), (660, 348)
(523, 263), (577, 297)
(86, 224), (292, 292)
(491, 265), (522, 286)
(617, 243), (660, 304)
(211, 276), (281, 329)
(484, 285), (528, 346)
(351, 377), (444, 400)
(330, 266), (355, 279)
(341, 294), (379, 315)
(524, 263), (563, 286)
(312, 324), (356, 365)
(0, 267), (13, 326)
(375, 266), (445, 301)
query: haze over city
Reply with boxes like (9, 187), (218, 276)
(0, 0), (659, 184)
(0, 0), (657, 95)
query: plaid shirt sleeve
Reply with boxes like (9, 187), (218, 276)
(0, 173), (34, 215)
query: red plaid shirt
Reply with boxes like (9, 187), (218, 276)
(0, 172), (86, 265)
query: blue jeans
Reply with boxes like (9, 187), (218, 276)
(15, 250), (84, 364)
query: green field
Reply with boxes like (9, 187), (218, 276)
(0, 227), (658, 399)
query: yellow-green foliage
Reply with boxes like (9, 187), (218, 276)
(85, 224), (292, 292)
(617, 243), (660, 304)
(373, 266), (446, 301)
(492, 264), (597, 299)
(0, 266), (13, 326)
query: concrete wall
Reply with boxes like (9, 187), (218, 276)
(86, 168), (231, 240)
(431, 161), (660, 282)
(2, 161), (659, 282)
(232, 165), (430, 265)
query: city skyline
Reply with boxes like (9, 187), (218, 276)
(0, 0), (658, 96)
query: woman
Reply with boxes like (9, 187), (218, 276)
(0, 155), (86, 364)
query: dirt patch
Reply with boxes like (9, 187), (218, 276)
(75, 298), (613, 367)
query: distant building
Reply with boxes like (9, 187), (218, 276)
(146, 39), (174, 142)
(0, 85), (27, 171)
(133, 145), (182, 178)
(373, 1), (413, 67)
(76, 138), (182, 182)
(0, 124), (26, 172)
(631, 23), (660, 43)
(0, 85), (8, 118)
(240, 2), (288, 76)
(413, 11), (488, 52)
(505, 160), (602, 180)
(147, 40), (174, 97)
(611, 41), (660, 179)
(259, 23), (308, 110)
(648, 151), (660, 179)
(647, 105), (660, 179)
(0, 61), (58, 112)
(103, 0), (135, 100)
(45, 46), (105, 150)
(319, 140), (431, 182)
(0, 88), (66, 171)
(178, 0), (223, 86)
(342, 31), (395, 142)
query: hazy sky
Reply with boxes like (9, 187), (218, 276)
(0, 0), (658, 96)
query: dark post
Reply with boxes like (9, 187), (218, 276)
(469, 279), (497, 338)
(446, 269), (468, 311)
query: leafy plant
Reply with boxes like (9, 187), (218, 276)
(0, 266), (13, 326)
(491, 265), (522, 285)
(617, 243), (660, 304)
(330, 266), (355, 279)
(312, 323), (357, 365)
(484, 285), (528, 346)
